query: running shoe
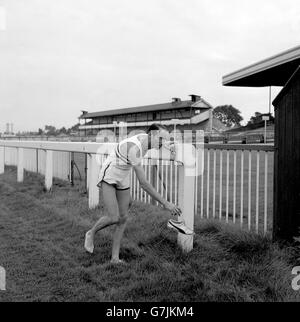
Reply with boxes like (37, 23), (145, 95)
(167, 219), (194, 235)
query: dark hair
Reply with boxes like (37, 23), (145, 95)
(146, 123), (168, 134)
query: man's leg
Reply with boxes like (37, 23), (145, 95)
(85, 182), (120, 253)
(111, 189), (131, 263)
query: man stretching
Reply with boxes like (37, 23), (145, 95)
(84, 123), (192, 264)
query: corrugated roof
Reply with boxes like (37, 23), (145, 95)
(80, 98), (211, 119)
(222, 45), (300, 87)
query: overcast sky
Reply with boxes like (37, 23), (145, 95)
(0, 0), (299, 132)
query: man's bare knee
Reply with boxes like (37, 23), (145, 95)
(109, 215), (121, 224)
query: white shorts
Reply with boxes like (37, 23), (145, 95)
(97, 158), (131, 191)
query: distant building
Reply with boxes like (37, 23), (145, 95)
(2, 123), (15, 137)
(79, 95), (228, 136)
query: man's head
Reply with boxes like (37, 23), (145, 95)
(147, 123), (170, 149)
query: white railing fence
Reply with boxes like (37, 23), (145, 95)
(127, 144), (274, 236)
(2, 147), (71, 181)
(131, 159), (179, 207)
(196, 145), (274, 235)
(0, 140), (197, 253)
(0, 140), (274, 243)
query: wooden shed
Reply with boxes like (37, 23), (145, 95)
(272, 67), (300, 240)
(223, 45), (300, 241)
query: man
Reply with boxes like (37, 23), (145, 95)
(84, 123), (192, 264)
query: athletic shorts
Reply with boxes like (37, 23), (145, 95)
(97, 158), (131, 191)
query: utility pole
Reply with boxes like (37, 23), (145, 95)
(262, 115), (269, 144)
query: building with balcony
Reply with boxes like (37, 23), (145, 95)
(78, 94), (228, 137)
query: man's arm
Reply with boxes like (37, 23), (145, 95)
(133, 164), (181, 216)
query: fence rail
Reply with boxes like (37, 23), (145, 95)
(198, 145), (274, 235)
(1, 132), (275, 145)
(0, 140), (274, 240)
(129, 144), (274, 235)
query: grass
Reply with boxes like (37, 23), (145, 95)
(0, 166), (299, 302)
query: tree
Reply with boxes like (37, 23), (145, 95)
(247, 112), (262, 125)
(38, 128), (43, 135)
(247, 112), (274, 125)
(213, 105), (243, 127)
(44, 125), (56, 136)
(58, 127), (67, 135)
(70, 123), (80, 131)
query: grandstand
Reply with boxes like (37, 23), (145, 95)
(78, 94), (228, 136)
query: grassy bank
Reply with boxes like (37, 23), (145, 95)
(0, 167), (298, 302)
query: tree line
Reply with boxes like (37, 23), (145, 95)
(35, 124), (80, 136)
(213, 105), (274, 128)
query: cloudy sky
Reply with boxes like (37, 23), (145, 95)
(0, 0), (299, 132)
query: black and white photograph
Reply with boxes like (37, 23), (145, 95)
(0, 0), (300, 308)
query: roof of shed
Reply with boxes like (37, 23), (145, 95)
(222, 45), (300, 87)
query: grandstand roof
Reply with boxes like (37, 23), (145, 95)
(80, 97), (212, 119)
(222, 45), (300, 87)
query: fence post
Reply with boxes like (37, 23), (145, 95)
(151, 162), (157, 205)
(36, 149), (39, 173)
(87, 153), (100, 209)
(17, 148), (24, 182)
(85, 153), (89, 192)
(45, 150), (53, 191)
(70, 152), (74, 186)
(176, 143), (197, 252)
(0, 146), (4, 174)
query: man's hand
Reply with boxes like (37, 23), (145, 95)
(162, 141), (176, 154)
(163, 201), (182, 216)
